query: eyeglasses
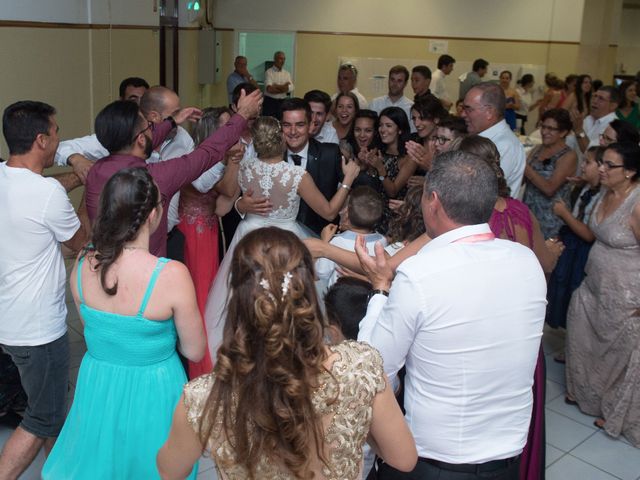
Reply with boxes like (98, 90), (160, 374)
(540, 124), (562, 132)
(596, 158), (625, 170)
(428, 135), (453, 145)
(133, 120), (154, 139)
(599, 133), (616, 144)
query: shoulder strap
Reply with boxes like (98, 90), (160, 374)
(138, 258), (170, 316)
(76, 256), (86, 304)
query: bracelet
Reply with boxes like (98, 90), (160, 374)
(340, 183), (351, 191)
(234, 196), (246, 219)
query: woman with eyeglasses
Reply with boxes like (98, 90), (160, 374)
(565, 142), (640, 447)
(431, 116), (468, 155)
(598, 118), (640, 147)
(523, 108), (578, 239)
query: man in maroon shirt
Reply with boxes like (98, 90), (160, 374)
(85, 89), (261, 256)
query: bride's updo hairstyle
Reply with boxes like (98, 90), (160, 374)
(85, 167), (159, 295)
(199, 227), (334, 478)
(251, 116), (285, 158)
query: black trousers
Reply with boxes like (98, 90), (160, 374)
(376, 456), (520, 480)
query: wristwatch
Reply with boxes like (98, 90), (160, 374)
(367, 289), (389, 301)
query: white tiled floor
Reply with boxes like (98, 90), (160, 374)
(2, 284), (639, 479)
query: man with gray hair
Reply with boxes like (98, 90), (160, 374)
(263, 50), (294, 119)
(462, 83), (526, 196)
(331, 63), (368, 109)
(356, 151), (546, 479)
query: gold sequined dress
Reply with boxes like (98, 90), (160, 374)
(183, 340), (386, 479)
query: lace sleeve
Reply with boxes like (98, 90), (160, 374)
(183, 373), (216, 434)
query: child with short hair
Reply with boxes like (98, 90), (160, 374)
(315, 186), (386, 293)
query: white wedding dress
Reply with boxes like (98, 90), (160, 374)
(204, 156), (313, 359)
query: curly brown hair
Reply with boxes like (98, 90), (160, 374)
(198, 227), (335, 478)
(386, 185), (426, 244)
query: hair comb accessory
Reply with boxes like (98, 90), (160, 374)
(259, 271), (293, 301)
(281, 272), (292, 297)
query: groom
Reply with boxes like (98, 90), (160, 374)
(280, 98), (343, 235)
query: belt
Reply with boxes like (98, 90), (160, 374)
(418, 455), (520, 474)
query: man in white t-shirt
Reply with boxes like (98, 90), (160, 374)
(0, 101), (86, 478)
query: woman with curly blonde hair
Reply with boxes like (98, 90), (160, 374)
(158, 227), (416, 479)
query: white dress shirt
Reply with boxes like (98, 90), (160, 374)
(584, 112), (617, 148)
(331, 88), (369, 109)
(478, 119), (526, 196)
(286, 142), (310, 170)
(315, 122), (339, 145)
(431, 69), (450, 104)
(264, 66), (294, 99)
(370, 95), (416, 133)
(359, 223), (546, 463)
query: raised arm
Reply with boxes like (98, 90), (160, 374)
(297, 158), (359, 221)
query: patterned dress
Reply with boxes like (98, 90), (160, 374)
(204, 157), (310, 361)
(184, 341), (386, 479)
(523, 145), (572, 239)
(566, 186), (640, 447)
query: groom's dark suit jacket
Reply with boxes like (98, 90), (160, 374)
(293, 138), (343, 235)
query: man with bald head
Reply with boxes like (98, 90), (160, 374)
(462, 83), (526, 196)
(226, 56), (258, 105)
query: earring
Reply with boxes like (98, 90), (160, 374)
(626, 175), (631, 179)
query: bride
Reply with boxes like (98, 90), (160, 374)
(205, 116), (360, 358)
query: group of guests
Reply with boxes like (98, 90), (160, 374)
(0, 53), (638, 480)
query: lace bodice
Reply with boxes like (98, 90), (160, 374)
(239, 156), (306, 220)
(183, 341), (386, 480)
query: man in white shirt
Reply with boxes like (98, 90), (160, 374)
(304, 90), (339, 145)
(462, 83), (526, 196)
(356, 151), (546, 479)
(331, 63), (368, 109)
(572, 86), (620, 152)
(431, 54), (456, 110)
(263, 51), (294, 119)
(370, 65), (415, 132)
(0, 101), (86, 478)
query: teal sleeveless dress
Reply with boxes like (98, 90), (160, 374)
(42, 257), (197, 479)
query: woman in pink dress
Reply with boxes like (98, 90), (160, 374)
(177, 107), (233, 378)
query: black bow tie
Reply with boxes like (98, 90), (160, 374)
(290, 154), (302, 166)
